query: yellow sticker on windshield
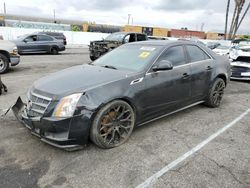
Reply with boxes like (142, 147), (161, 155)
(139, 52), (150, 58)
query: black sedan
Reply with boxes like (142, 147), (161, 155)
(12, 41), (231, 149)
(13, 34), (65, 55)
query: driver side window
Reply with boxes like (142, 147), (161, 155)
(25, 35), (37, 42)
(123, 34), (136, 43)
(158, 46), (186, 67)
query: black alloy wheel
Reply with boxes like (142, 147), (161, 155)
(90, 100), (135, 149)
(51, 47), (58, 55)
(205, 78), (225, 108)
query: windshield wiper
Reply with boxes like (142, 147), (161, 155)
(102, 65), (117, 70)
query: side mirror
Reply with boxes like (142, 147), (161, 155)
(152, 60), (173, 72)
(23, 39), (28, 43)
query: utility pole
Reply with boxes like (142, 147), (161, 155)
(53, 9), (56, 23)
(200, 23), (205, 31)
(127, 14), (131, 25)
(4, 2), (6, 15)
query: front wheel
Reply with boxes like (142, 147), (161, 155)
(90, 100), (135, 149)
(205, 78), (225, 108)
(90, 55), (97, 61)
(0, 53), (9, 74)
(51, 47), (58, 55)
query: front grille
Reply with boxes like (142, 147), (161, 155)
(27, 92), (52, 117)
(231, 66), (250, 77)
(231, 66), (250, 72)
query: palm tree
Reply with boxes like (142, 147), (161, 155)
(224, 0), (231, 40)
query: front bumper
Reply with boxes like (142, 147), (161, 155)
(10, 54), (20, 66)
(12, 97), (93, 150)
(231, 76), (250, 81)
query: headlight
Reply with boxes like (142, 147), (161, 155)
(53, 93), (82, 118)
(12, 46), (18, 55)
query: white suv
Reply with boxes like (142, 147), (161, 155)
(0, 40), (20, 73)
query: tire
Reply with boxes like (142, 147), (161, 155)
(90, 55), (96, 61)
(51, 47), (58, 55)
(90, 100), (135, 149)
(204, 78), (225, 108)
(0, 53), (9, 74)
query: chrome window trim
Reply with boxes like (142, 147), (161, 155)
(145, 44), (214, 76)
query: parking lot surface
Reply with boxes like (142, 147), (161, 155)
(0, 48), (249, 188)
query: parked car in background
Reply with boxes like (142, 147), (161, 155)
(148, 36), (168, 40)
(231, 59), (250, 80)
(0, 40), (20, 73)
(13, 34), (65, 55)
(38, 31), (67, 45)
(229, 39), (250, 60)
(89, 32), (148, 61)
(213, 45), (230, 56)
(206, 42), (220, 50)
(12, 40), (230, 149)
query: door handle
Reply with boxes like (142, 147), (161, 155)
(182, 73), (189, 79)
(206, 66), (212, 71)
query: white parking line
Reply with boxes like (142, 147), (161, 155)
(136, 107), (250, 188)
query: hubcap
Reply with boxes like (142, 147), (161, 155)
(0, 59), (4, 71)
(212, 81), (225, 106)
(99, 104), (134, 146)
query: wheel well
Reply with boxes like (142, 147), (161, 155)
(51, 46), (58, 51)
(217, 74), (227, 85)
(94, 98), (137, 118)
(0, 50), (10, 61)
(117, 98), (136, 114)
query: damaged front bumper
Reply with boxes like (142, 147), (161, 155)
(12, 97), (93, 150)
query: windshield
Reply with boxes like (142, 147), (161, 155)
(105, 33), (126, 42)
(93, 45), (163, 72)
(16, 34), (29, 41)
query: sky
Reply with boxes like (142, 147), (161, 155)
(1, 0), (250, 34)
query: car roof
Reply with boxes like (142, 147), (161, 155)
(128, 40), (199, 46)
(111, 32), (146, 35)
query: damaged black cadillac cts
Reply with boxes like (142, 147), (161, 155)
(12, 41), (231, 150)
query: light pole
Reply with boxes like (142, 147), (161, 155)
(127, 14), (131, 25)
(53, 9), (56, 23)
(3, 2), (6, 15)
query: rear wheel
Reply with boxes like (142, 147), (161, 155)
(90, 55), (97, 61)
(205, 78), (225, 108)
(0, 53), (9, 74)
(90, 100), (135, 149)
(51, 47), (58, 55)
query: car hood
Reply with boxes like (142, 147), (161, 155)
(90, 40), (120, 45)
(0, 40), (17, 52)
(231, 61), (250, 68)
(33, 64), (132, 97)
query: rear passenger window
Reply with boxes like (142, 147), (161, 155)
(38, 35), (53, 41)
(137, 34), (147, 41)
(158, 46), (186, 66)
(186, 45), (210, 62)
